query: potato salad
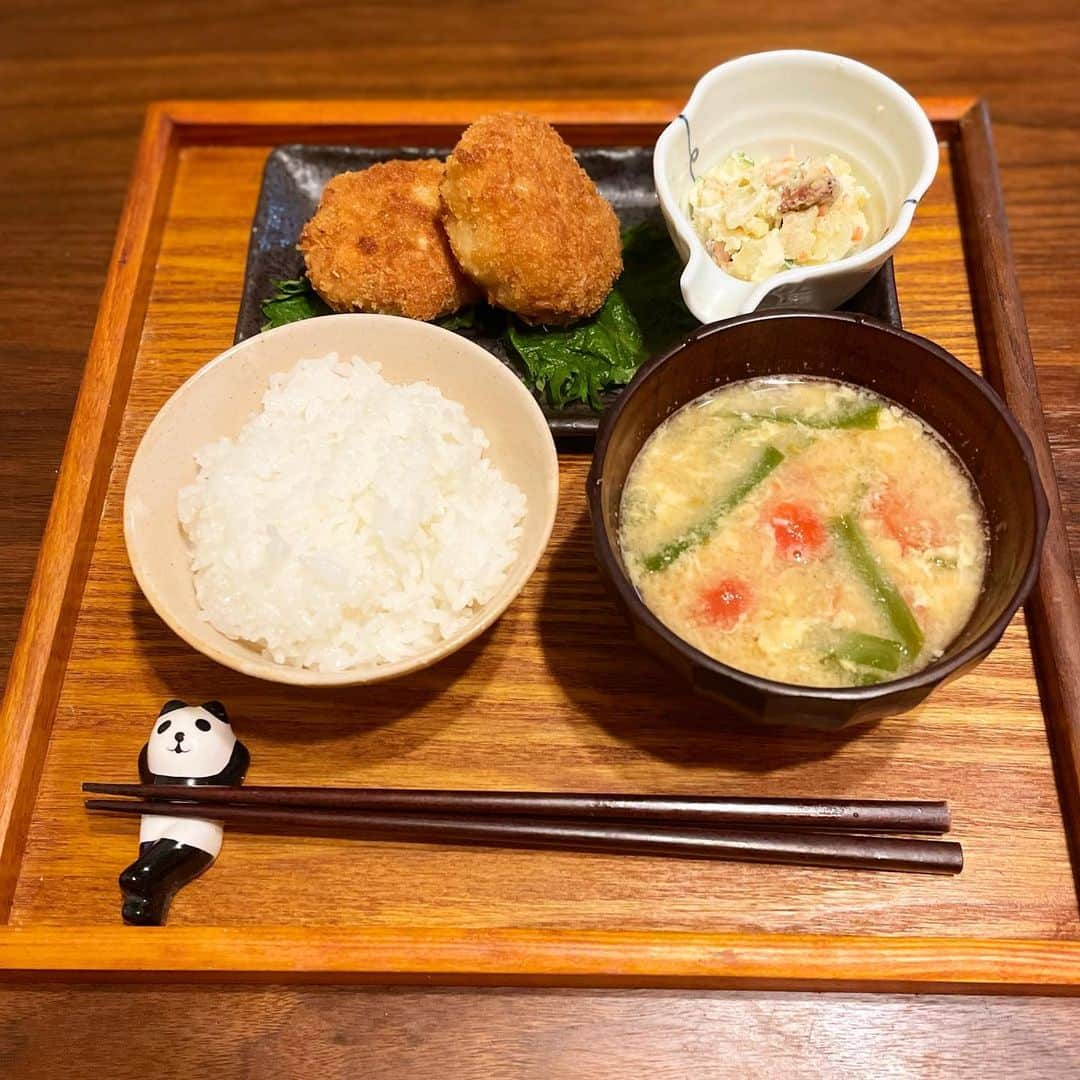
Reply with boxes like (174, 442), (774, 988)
(688, 151), (871, 283)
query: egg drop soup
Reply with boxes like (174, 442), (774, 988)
(618, 377), (988, 688)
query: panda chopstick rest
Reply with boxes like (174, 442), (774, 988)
(117, 700), (249, 925)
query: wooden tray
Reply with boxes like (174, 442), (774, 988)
(2, 99), (1079, 991)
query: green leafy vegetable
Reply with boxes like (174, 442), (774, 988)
(505, 220), (698, 408)
(616, 221), (700, 356)
(260, 277), (332, 330)
(718, 402), (881, 430)
(643, 446), (784, 572)
(508, 290), (644, 410)
(434, 303), (507, 335)
(829, 514), (925, 658)
(434, 308), (479, 332)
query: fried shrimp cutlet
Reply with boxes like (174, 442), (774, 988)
(441, 113), (622, 325)
(298, 159), (477, 321)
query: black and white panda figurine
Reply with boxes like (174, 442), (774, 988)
(118, 700), (249, 925)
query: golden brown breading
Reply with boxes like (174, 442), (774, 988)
(441, 113), (622, 325)
(299, 159), (477, 321)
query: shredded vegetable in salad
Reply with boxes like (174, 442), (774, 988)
(688, 151), (872, 283)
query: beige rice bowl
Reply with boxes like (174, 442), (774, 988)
(177, 351), (527, 671)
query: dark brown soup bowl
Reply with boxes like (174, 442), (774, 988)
(587, 311), (1048, 729)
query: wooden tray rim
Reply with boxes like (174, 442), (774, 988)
(2, 96), (1078, 990)
(0, 927), (1076, 993)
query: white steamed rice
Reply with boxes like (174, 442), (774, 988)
(178, 352), (526, 670)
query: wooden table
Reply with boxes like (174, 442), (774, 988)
(2, 3), (1078, 1075)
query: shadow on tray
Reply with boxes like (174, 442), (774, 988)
(129, 584), (495, 758)
(537, 512), (906, 775)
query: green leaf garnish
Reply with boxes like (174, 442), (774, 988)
(617, 220), (700, 356)
(434, 308), (478, 332)
(435, 302), (507, 337)
(260, 276), (332, 330)
(507, 290), (644, 410)
(504, 221), (698, 408)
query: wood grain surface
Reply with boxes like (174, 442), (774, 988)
(3, 1), (1080, 1074)
(1, 986), (1078, 1080)
(8, 129), (1078, 951)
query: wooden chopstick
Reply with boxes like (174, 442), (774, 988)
(84, 799), (963, 874)
(81, 783), (951, 834)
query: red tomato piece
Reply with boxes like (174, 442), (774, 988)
(874, 487), (940, 552)
(698, 578), (752, 629)
(769, 501), (826, 562)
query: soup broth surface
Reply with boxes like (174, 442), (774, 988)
(618, 377), (988, 688)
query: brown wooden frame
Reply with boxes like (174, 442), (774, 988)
(0, 98), (1077, 990)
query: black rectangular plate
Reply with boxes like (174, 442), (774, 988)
(236, 145), (902, 440)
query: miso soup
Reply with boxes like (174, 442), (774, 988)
(618, 377), (988, 688)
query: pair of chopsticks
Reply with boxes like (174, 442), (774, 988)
(83, 784), (963, 874)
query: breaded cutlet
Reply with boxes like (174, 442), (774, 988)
(441, 113), (622, 324)
(299, 159), (477, 321)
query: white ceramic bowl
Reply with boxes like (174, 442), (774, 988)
(124, 314), (559, 687)
(654, 50), (939, 323)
